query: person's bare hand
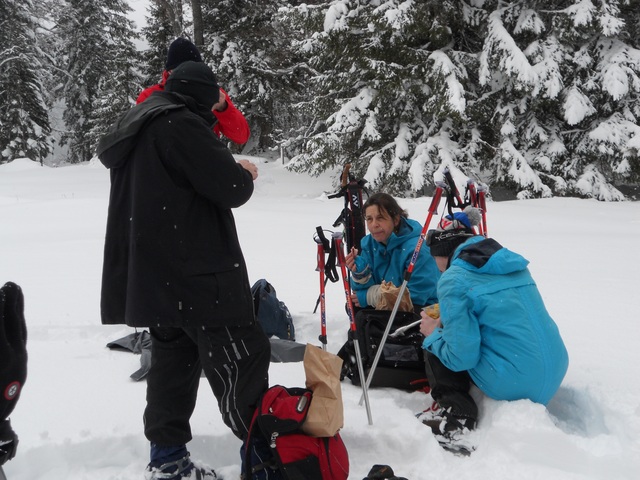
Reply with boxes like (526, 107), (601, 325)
(237, 159), (258, 180)
(212, 89), (227, 112)
(420, 309), (441, 337)
(350, 292), (360, 307)
(345, 247), (358, 272)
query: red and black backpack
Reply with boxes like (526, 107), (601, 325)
(243, 385), (349, 480)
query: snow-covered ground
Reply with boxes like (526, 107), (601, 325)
(1, 156), (639, 479)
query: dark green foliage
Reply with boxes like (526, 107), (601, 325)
(3, 0), (638, 200)
(279, 0), (640, 200)
(199, 0), (308, 152)
(0, 0), (52, 164)
(139, 1), (179, 88)
(54, 0), (141, 163)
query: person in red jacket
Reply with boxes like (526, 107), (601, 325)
(137, 37), (250, 145)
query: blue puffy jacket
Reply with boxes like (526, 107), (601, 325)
(351, 218), (440, 307)
(422, 236), (568, 405)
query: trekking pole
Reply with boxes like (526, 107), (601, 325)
(466, 179), (484, 236)
(312, 278), (329, 314)
(328, 163), (367, 254)
(443, 167), (480, 235)
(333, 231), (373, 425)
(359, 183), (445, 406)
(477, 184), (488, 237)
(314, 227), (330, 350)
(443, 167), (466, 209)
(312, 229), (339, 314)
(466, 178), (478, 207)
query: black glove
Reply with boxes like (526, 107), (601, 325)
(0, 282), (27, 423)
(0, 419), (18, 465)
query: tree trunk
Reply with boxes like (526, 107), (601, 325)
(157, 0), (183, 37)
(191, 0), (204, 49)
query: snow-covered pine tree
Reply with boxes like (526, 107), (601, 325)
(140, 0), (186, 88)
(0, 0), (52, 164)
(200, 0), (306, 152)
(54, 0), (141, 164)
(557, 0), (640, 200)
(281, 0), (640, 200)
(93, 1), (143, 142)
(476, 2), (556, 199)
(283, 0), (481, 196)
(478, 0), (640, 200)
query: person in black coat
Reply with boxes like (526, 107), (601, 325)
(97, 61), (270, 480)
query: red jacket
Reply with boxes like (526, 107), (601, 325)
(136, 70), (250, 145)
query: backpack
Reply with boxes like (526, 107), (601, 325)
(244, 385), (349, 480)
(338, 309), (428, 391)
(251, 279), (295, 341)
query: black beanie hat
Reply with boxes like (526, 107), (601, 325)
(165, 61), (220, 109)
(427, 206), (482, 257)
(165, 38), (202, 71)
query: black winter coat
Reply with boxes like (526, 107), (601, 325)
(97, 92), (255, 328)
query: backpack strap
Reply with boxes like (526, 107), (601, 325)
(315, 228), (339, 283)
(243, 386), (313, 479)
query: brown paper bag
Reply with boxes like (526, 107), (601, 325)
(375, 280), (414, 312)
(301, 344), (344, 437)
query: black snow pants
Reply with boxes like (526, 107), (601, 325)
(144, 322), (271, 446)
(423, 351), (478, 424)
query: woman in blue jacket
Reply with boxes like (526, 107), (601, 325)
(419, 207), (569, 437)
(345, 193), (440, 309)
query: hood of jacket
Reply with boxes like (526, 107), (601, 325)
(450, 236), (529, 275)
(382, 217), (421, 250)
(97, 92), (215, 170)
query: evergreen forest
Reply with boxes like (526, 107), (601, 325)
(1, 0), (639, 200)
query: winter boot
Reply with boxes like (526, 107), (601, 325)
(421, 351), (478, 430)
(416, 401), (476, 436)
(144, 453), (218, 480)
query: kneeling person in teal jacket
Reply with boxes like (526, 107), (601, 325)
(420, 206), (569, 434)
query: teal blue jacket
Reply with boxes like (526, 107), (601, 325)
(422, 236), (568, 405)
(351, 218), (440, 308)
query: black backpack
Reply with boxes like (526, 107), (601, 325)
(337, 309), (428, 391)
(251, 279), (295, 341)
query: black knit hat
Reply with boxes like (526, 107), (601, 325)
(165, 61), (220, 109)
(427, 206), (481, 257)
(165, 38), (202, 71)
